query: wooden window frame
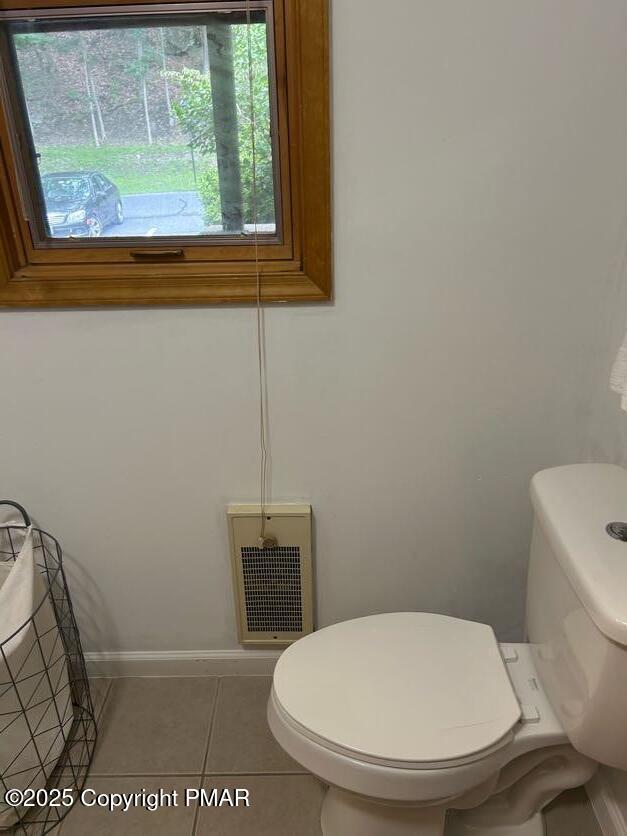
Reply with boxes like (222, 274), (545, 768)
(0, 0), (331, 306)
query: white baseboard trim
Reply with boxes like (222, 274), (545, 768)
(85, 649), (283, 678)
(587, 771), (627, 836)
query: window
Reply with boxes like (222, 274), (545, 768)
(10, 10), (278, 241)
(0, 0), (331, 306)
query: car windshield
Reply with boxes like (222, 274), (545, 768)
(43, 176), (91, 204)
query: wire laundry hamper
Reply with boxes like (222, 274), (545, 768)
(0, 501), (96, 835)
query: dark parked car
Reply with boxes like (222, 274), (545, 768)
(42, 171), (124, 238)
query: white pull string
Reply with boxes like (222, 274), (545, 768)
(245, 0), (272, 547)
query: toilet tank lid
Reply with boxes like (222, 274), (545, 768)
(531, 463), (627, 646)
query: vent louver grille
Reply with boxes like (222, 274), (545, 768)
(241, 546), (303, 632)
(228, 504), (312, 645)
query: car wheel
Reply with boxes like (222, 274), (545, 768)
(114, 200), (124, 225)
(87, 216), (102, 237)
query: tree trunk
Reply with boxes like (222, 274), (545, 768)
(206, 20), (243, 232)
(142, 76), (153, 145)
(90, 71), (107, 142)
(81, 37), (100, 147)
(200, 25), (210, 74)
(160, 28), (174, 126)
(137, 39), (153, 145)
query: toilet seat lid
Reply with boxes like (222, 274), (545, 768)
(273, 612), (521, 767)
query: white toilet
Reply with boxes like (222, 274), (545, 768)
(267, 463), (627, 835)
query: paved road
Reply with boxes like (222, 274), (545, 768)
(107, 191), (206, 237)
(103, 191), (275, 238)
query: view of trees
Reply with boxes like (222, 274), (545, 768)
(167, 23), (273, 227)
(13, 19), (275, 228)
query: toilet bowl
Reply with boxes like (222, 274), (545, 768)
(268, 614), (596, 835)
(267, 464), (627, 835)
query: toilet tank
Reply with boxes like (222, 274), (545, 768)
(527, 464), (627, 770)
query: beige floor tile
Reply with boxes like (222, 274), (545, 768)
(89, 678), (112, 723)
(59, 776), (198, 835)
(19, 814), (65, 835)
(206, 677), (304, 774)
(545, 787), (602, 836)
(91, 677), (218, 775)
(194, 775), (324, 836)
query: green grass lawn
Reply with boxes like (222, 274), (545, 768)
(37, 145), (199, 195)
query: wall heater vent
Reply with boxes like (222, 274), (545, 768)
(228, 505), (313, 646)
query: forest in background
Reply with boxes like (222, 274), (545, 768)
(13, 20), (275, 226)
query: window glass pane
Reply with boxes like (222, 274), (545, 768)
(8, 10), (276, 240)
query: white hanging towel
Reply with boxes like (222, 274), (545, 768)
(610, 331), (627, 412)
(0, 527), (73, 830)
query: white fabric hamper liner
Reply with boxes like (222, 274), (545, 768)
(0, 527), (73, 829)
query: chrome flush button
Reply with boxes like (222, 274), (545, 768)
(606, 522), (627, 541)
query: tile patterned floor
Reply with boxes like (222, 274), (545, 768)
(50, 676), (603, 835)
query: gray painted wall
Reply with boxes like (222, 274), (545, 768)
(1, 0), (627, 655)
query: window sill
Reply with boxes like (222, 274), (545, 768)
(0, 269), (331, 307)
